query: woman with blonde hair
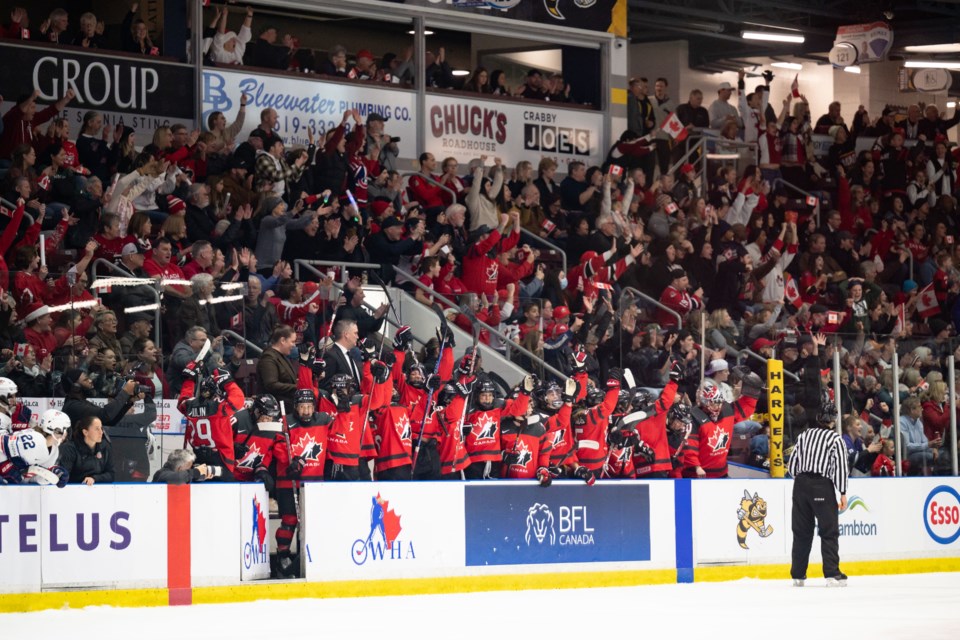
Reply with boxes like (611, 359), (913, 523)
(921, 380), (950, 445)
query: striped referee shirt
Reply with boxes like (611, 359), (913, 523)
(788, 427), (848, 495)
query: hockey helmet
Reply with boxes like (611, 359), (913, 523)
(475, 376), (497, 411)
(38, 409), (70, 443)
(668, 402), (693, 428)
(536, 380), (563, 412)
(253, 394), (282, 421)
(0, 377), (17, 408)
(436, 383), (458, 409)
(630, 388), (655, 412)
(405, 361), (426, 389)
(585, 384), (605, 407)
(329, 373), (358, 398)
(0, 412), (11, 434)
(295, 388), (316, 407)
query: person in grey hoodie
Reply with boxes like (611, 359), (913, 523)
(899, 396), (936, 475)
(254, 196), (318, 270)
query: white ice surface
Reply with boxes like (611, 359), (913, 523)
(3, 572), (958, 639)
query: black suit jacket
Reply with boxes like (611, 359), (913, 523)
(322, 343), (361, 390)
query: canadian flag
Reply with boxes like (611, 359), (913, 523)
(784, 273), (803, 309)
(38, 175), (51, 191)
(893, 303), (906, 335)
(791, 74), (800, 98)
(231, 313), (242, 329)
(660, 112), (688, 142)
(0, 206), (10, 217)
(916, 283), (940, 318)
(541, 218), (556, 233)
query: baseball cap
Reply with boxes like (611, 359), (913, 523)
(121, 242), (146, 257)
(705, 359), (729, 376)
(718, 81), (733, 91)
(356, 49), (374, 61)
(367, 112), (388, 123)
(751, 337), (778, 351)
(680, 163), (696, 174)
(380, 216), (403, 230)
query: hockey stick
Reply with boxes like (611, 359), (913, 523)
(183, 338), (213, 449)
(410, 307), (449, 477)
(279, 400), (303, 571)
(369, 269), (402, 327)
(455, 308), (482, 444)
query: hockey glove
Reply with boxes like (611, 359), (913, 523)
(457, 352), (474, 377)
(536, 466), (556, 487)
(359, 338), (377, 362)
(286, 458), (304, 479)
(436, 324), (455, 348)
(425, 373), (441, 392)
(255, 467), (275, 492)
(50, 465), (69, 488)
(393, 325), (413, 351)
(561, 378), (579, 403)
(299, 342), (316, 366)
(575, 466), (596, 486)
(312, 357), (327, 379)
(456, 377), (476, 397)
(669, 359), (685, 384)
(182, 360), (200, 381)
(371, 360), (390, 384)
(521, 374), (538, 394)
(571, 348), (588, 372)
(635, 440), (655, 464)
(606, 367), (623, 389)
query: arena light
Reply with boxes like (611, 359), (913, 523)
(771, 62), (802, 70)
(90, 277), (155, 289)
(160, 278), (192, 287)
(219, 282), (245, 290)
(904, 60), (960, 69)
(904, 44), (960, 53)
(46, 300), (99, 313)
(948, 101), (957, 108)
(199, 295), (244, 306)
(451, 69), (470, 77)
(741, 30), (804, 44)
(124, 303), (160, 313)
(844, 66), (861, 74)
(407, 29), (434, 35)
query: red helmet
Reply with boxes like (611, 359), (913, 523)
(697, 379), (724, 419)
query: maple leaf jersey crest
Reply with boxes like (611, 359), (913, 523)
(396, 414), (412, 442)
(485, 262), (498, 283)
(511, 440), (533, 468)
(707, 429), (730, 453)
(550, 428), (566, 449)
(472, 414), (498, 441)
(236, 443), (264, 469)
(296, 433), (324, 461)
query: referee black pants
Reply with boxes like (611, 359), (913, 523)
(791, 474), (841, 579)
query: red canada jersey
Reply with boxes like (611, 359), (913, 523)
(273, 412), (333, 488)
(372, 404), (413, 473)
(634, 380), (679, 476)
(407, 172), (445, 209)
(179, 378), (246, 473)
(574, 381), (620, 471)
(500, 416), (552, 479)
(544, 404), (574, 467)
(436, 395), (471, 475)
(682, 395), (758, 478)
(390, 348), (454, 441)
(233, 426), (278, 482)
(603, 446), (637, 478)
(463, 393), (530, 464)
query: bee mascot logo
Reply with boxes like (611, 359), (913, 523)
(736, 490), (773, 548)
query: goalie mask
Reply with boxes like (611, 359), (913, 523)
(697, 379), (724, 420)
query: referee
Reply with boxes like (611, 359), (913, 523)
(787, 397), (848, 587)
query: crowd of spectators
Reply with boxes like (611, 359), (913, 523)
(0, 8), (958, 488)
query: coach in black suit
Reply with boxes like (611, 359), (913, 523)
(256, 325), (299, 408)
(321, 319), (362, 390)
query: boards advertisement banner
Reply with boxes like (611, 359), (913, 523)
(201, 68), (418, 150)
(465, 482), (650, 566)
(0, 486), (43, 593)
(190, 484), (242, 586)
(766, 360), (785, 477)
(302, 482), (465, 581)
(425, 93), (603, 169)
(38, 485), (168, 589)
(692, 480), (788, 564)
(387, 0), (626, 37)
(0, 42), (194, 143)
(239, 483), (271, 581)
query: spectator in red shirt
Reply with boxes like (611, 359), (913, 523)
(657, 266), (703, 328)
(0, 89), (74, 160)
(407, 152), (445, 214)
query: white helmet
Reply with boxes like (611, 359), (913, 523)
(0, 413), (11, 434)
(0, 377), (17, 408)
(39, 410), (71, 443)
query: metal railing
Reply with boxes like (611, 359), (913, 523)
(0, 197), (34, 227)
(401, 171), (458, 205)
(292, 259), (383, 283)
(393, 267), (570, 382)
(773, 177), (823, 228)
(518, 227), (567, 275)
(90, 259), (162, 350)
(294, 260), (429, 350)
(738, 348), (801, 383)
(620, 286), (682, 330)
(220, 329), (263, 356)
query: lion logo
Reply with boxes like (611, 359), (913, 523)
(525, 503), (556, 545)
(736, 490), (773, 549)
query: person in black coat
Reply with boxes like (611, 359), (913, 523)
(243, 25), (290, 70)
(365, 216), (424, 283)
(153, 449), (212, 484)
(61, 369), (141, 427)
(58, 416), (115, 485)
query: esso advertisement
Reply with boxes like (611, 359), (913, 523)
(924, 485), (960, 545)
(302, 483), (465, 581)
(39, 485), (167, 589)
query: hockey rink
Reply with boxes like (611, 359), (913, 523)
(3, 572), (957, 639)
